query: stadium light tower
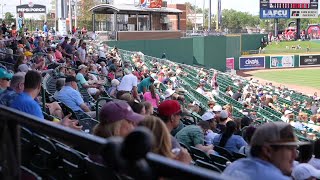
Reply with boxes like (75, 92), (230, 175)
(0, 4), (5, 20)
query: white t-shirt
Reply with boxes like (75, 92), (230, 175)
(196, 87), (205, 95)
(205, 130), (218, 145)
(77, 47), (86, 62)
(309, 157), (320, 170)
(117, 73), (138, 92)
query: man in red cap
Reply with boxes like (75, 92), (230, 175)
(158, 100), (183, 149)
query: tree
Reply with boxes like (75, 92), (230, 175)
(78, 0), (100, 30)
(221, 9), (261, 33)
(5, 12), (14, 21)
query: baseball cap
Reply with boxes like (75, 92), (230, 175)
(65, 76), (77, 83)
(111, 79), (120, 87)
(150, 74), (158, 80)
(213, 105), (222, 112)
(250, 122), (310, 146)
(99, 100), (144, 124)
(0, 68), (13, 80)
(219, 110), (228, 119)
(124, 68), (132, 75)
(202, 112), (215, 121)
(164, 89), (175, 99)
(284, 110), (293, 115)
(158, 100), (181, 117)
(24, 51), (33, 57)
(18, 64), (30, 73)
(292, 163), (320, 180)
(78, 65), (88, 70)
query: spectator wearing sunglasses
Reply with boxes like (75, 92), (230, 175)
(0, 68), (13, 94)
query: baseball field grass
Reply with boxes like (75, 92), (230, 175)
(251, 69), (320, 89)
(264, 41), (320, 54)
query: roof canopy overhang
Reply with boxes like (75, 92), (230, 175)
(89, 4), (182, 15)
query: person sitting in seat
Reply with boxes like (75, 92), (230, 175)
(213, 121), (247, 153)
(175, 120), (214, 154)
(57, 76), (96, 118)
(223, 122), (307, 179)
(76, 64), (101, 99)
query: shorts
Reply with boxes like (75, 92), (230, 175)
(88, 88), (98, 95)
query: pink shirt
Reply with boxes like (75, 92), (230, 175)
(143, 92), (160, 108)
(55, 50), (63, 60)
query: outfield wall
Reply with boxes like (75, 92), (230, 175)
(106, 34), (265, 71)
(238, 54), (320, 70)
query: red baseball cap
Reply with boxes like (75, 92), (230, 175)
(158, 100), (181, 116)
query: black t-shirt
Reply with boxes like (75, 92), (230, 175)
(1, 25), (7, 34)
(216, 124), (226, 134)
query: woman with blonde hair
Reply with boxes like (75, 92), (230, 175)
(91, 100), (144, 164)
(138, 116), (192, 164)
(224, 104), (233, 117)
(138, 116), (175, 158)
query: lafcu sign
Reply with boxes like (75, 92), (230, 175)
(260, 9), (290, 19)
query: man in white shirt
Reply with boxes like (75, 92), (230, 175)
(117, 68), (138, 99)
(77, 42), (86, 63)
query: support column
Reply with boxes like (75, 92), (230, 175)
(149, 13), (152, 30)
(274, 18), (278, 37)
(115, 12), (118, 31)
(177, 14), (180, 30)
(296, 18), (301, 40)
(113, 12), (116, 31)
(136, 14), (139, 31)
(208, 0), (211, 31)
(92, 13), (95, 32)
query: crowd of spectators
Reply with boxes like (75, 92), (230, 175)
(1, 20), (320, 180)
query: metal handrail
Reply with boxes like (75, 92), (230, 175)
(0, 105), (227, 180)
(95, 97), (113, 121)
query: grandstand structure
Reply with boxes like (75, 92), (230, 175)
(0, 34), (318, 179)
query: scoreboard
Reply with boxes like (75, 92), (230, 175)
(260, 0), (319, 19)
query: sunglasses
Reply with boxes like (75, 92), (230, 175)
(1, 78), (10, 81)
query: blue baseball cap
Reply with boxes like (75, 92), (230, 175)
(0, 68), (13, 80)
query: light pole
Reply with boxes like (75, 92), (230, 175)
(74, 0), (77, 29)
(69, 0), (72, 33)
(1, 4), (6, 20)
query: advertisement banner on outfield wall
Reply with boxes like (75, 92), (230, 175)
(299, 55), (320, 67)
(226, 57), (235, 70)
(270, 55), (294, 68)
(239, 56), (265, 70)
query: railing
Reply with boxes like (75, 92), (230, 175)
(0, 106), (228, 180)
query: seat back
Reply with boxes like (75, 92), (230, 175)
(55, 143), (86, 178)
(30, 134), (58, 174)
(85, 157), (120, 180)
(195, 160), (221, 173)
(179, 142), (191, 153)
(21, 166), (42, 180)
(21, 127), (33, 145)
(190, 146), (211, 163)
(78, 118), (99, 133)
(21, 127), (35, 165)
(33, 134), (58, 159)
(209, 154), (230, 165)
(213, 145), (233, 160)
(232, 152), (246, 161)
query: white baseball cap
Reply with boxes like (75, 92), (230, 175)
(201, 112), (215, 121)
(292, 163), (320, 180)
(284, 110), (293, 115)
(213, 105), (222, 112)
(164, 89), (175, 98)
